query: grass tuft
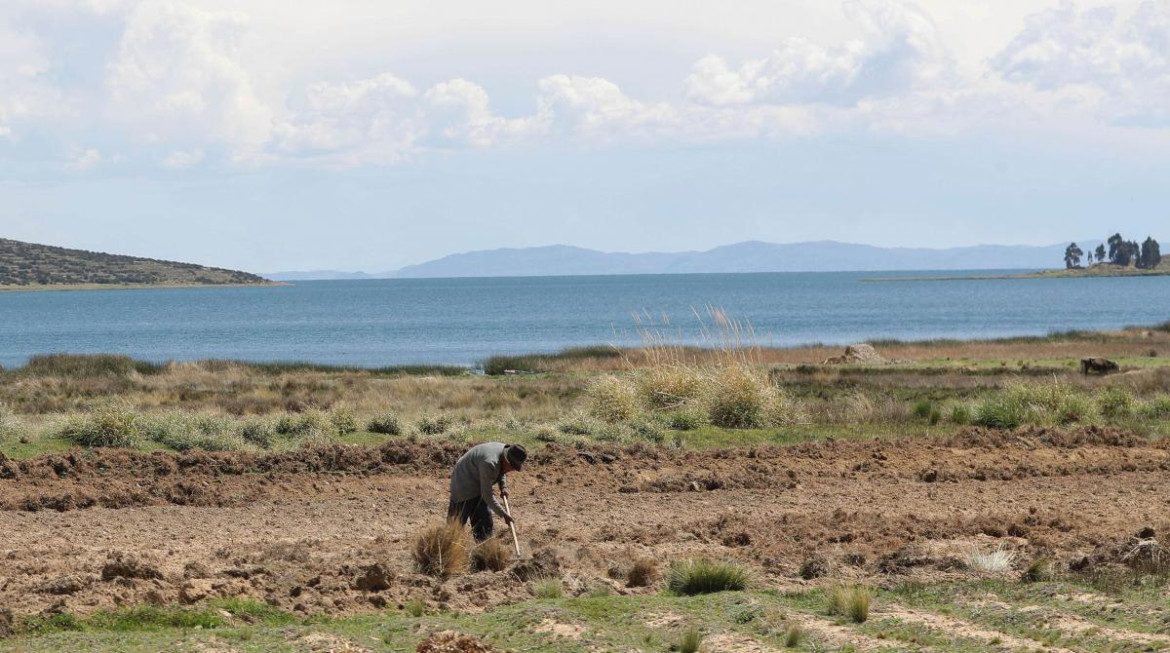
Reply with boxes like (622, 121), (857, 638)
(411, 521), (470, 578)
(667, 558), (748, 595)
(470, 537), (511, 573)
(626, 557), (657, 587)
(367, 411), (402, 435)
(531, 577), (563, 599)
(57, 402), (141, 448)
(961, 544), (1016, 573)
(826, 585), (872, 623)
(679, 627), (702, 653)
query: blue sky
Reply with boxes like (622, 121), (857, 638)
(1, 0), (1168, 272)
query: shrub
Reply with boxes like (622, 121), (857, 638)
(949, 403), (973, 425)
(367, 412), (402, 435)
(470, 537), (511, 572)
(785, 625), (805, 648)
(22, 353), (162, 378)
(667, 559), (748, 595)
(630, 419), (666, 444)
(975, 380), (1098, 429)
(329, 408), (358, 434)
(626, 558), (657, 587)
(141, 412), (245, 452)
(1097, 386), (1136, 419)
(911, 400), (933, 420)
(238, 417), (275, 448)
(411, 521), (470, 578)
(416, 413), (454, 435)
(704, 366), (797, 429)
(960, 544), (1015, 573)
(404, 598), (425, 617)
(532, 577), (563, 599)
(58, 403), (140, 448)
(679, 628), (702, 653)
(827, 585), (871, 623)
(0, 404), (22, 442)
(1020, 557), (1053, 583)
(1143, 395), (1170, 419)
(585, 375), (641, 423)
(663, 406), (706, 431)
(275, 410), (335, 439)
(557, 413), (599, 435)
(636, 367), (704, 409)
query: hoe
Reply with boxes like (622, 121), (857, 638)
(503, 495), (524, 559)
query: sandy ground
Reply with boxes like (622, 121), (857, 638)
(2, 427), (1168, 619)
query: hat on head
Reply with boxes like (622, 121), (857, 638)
(504, 444), (527, 471)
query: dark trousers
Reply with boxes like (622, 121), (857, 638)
(448, 496), (493, 541)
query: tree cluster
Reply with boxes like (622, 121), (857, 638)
(1065, 234), (1161, 270)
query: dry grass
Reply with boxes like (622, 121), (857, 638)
(826, 585), (872, 623)
(626, 558), (657, 588)
(411, 521), (471, 578)
(470, 537), (511, 573)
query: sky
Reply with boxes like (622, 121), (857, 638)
(1, 0), (1168, 273)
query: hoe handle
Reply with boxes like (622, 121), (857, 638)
(503, 495), (521, 557)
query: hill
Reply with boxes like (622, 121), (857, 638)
(373, 240), (1103, 279)
(0, 239), (269, 288)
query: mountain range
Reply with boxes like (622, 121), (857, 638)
(266, 240), (1101, 280)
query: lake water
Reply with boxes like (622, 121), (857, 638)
(1, 272), (1169, 368)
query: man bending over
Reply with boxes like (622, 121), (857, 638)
(448, 442), (527, 541)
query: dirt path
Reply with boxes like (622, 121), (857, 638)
(1, 429), (1168, 618)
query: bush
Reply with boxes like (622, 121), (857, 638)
(22, 353), (162, 378)
(141, 412), (245, 452)
(238, 417), (275, 448)
(667, 559), (748, 595)
(626, 558), (657, 587)
(58, 403), (141, 448)
(949, 403), (973, 425)
(826, 585), (871, 623)
(636, 367), (704, 409)
(630, 419), (666, 444)
(0, 404), (22, 442)
(663, 406), (706, 431)
(329, 408), (358, 434)
(411, 521), (470, 578)
(416, 413), (455, 435)
(367, 412), (402, 435)
(679, 628), (702, 653)
(1143, 395), (1170, 419)
(585, 375), (641, 423)
(785, 625), (805, 648)
(532, 577), (563, 599)
(1020, 557), (1053, 583)
(471, 537), (511, 572)
(275, 410), (338, 444)
(974, 380), (1097, 429)
(557, 413), (599, 435)
(911, 400), (933, 420)
(705, 366), (795, 429)
(1097, 386), (1136, 419)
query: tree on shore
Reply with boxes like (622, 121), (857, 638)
(1108, 233), (1124, 262)
(1141, 237), (1162, 269)
(1095, 243), (1106, 263)
(1064, 242), (1083, 269)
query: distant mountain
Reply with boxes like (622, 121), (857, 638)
(0, 238), (269, 288)
(264, 270), (377, 281)
(381, 240), (1104, 279)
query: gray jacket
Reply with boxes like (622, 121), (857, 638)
(448, 442), (509, 518)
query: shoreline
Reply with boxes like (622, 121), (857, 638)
(0, 281), (290, 293)
(863, 267), (1170, 282)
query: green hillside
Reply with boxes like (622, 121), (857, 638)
(0, 238), (269, 288)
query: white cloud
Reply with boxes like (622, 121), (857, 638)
(993, 1), (1170, 122)
(106, 1), (274, 153)
(685, 0), (951, 107)
(69, 147), (102, 170)
(162, 147), (203, 168)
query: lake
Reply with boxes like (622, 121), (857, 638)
(1, 271), (1168, 368)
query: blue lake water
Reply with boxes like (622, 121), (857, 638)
(1, 272), (1169, 368)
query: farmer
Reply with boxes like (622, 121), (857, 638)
(447, 442), (527, 541)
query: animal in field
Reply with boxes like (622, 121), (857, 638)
(1080, 357), (1119, 375)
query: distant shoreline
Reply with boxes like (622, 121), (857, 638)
(863, 266), (1170, 282)
(0, 281), (288, 293)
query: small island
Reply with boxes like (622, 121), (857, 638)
(867, 232), (1167, 281)
(0, 238), (275, 291)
